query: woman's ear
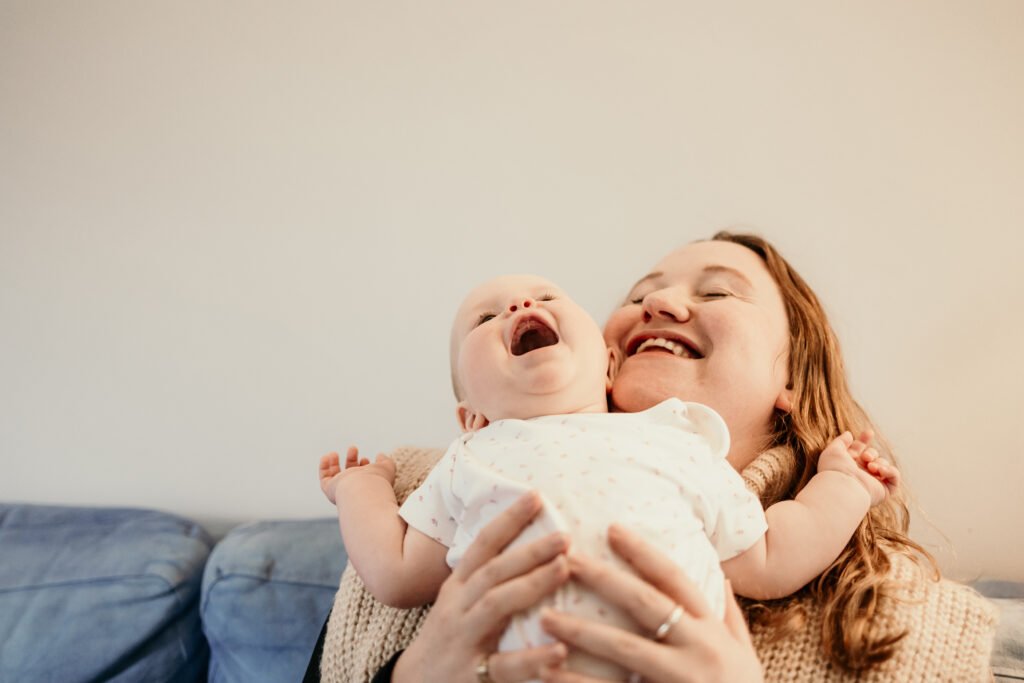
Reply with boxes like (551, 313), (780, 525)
(606, 346), (622, 393)
(456, 401), (489, 432)
(774, 387), (793, 413)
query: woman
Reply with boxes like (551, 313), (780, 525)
(316, 232), (995, 682)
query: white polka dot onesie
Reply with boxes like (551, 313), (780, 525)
(398, 398), (767, 681)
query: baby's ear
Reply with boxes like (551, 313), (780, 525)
(456, 401), (489, 433)
(605, 346), (622, 393)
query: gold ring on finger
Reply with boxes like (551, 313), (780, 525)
(476, 654), (496, 683)
(653, 604), (684, 641)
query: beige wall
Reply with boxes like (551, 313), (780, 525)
(2, 1), (1022, 580)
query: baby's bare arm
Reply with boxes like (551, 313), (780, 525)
(333, 449), (451, 608)
(722, 432), (891, 600)
(721, 469), (869, 600)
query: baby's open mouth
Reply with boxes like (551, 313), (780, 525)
(510, 316), (560, 356)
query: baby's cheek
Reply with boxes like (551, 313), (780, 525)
(459, 344), (498, 398)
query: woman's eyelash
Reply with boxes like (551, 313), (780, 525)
(626, 290), (730, 304)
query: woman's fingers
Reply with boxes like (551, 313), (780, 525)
(538, 666), (601, 683)
(461, 531), (570, 607)
(455, 491), (542, 580)
(539, 609), (676, 682)
(722, 580), (754, 647)
(566, 552), (681, 637)
(607, 523), (713, 619)
(464, 554), (570, 635)
(489, 643), (567, 683)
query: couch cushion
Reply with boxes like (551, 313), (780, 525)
(975, 581), (1024, 682)
(0, 504), (212, 683)
(201, 518), (346, 683)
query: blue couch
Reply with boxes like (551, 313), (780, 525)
(1, 502), (1021, 682)
(0, 504), (345, 683)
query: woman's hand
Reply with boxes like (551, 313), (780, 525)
(538, 524), (764, 683)
(392, 491), (571, 683)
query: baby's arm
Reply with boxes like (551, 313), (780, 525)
(324, 446), (451, 608)
(722, 431), (898, 600)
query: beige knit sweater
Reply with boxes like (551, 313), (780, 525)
(320, 446), (997, 683)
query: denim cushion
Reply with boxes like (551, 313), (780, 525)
(0, 504), (212, 683)
(201, 518), (346, 683)
(975, 581), (1024, 682)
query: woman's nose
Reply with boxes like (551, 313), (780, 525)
(507, 298), (536, 314)
(641, 289), (690, 324)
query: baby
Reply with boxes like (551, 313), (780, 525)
(319, 274), (898, 681)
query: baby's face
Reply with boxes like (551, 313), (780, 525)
(451, 274), (610, 424)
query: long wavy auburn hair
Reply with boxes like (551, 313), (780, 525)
(711, 231), (938, 672)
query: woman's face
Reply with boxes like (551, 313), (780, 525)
(603, 240), (792, 469)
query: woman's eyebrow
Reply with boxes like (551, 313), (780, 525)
(629, 271), (664, 291)
(701, 265), (753, 287)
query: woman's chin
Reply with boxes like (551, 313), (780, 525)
(609, 366), (691, 412)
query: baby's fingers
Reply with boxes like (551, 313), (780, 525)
(847, 429), (874, 458)
(874, 459), (901, 485)
(344, 446), (361, 469)
(859, 446), (880, 466)
(848, 437), (869, 459)
(319, 452), (340, 475)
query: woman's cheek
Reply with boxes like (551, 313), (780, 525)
(602, 307), (635, 352)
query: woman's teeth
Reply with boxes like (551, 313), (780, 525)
(635, 338), (696, 358)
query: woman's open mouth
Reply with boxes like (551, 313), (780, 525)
(510, 316), (560, 356)
(627, 334), (703, 359)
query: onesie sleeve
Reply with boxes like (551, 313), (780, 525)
(398, 442), (461, 548)
(675, 401), (767, 561)
(705, 462), (768, 562)
(676, 400), (730, 460)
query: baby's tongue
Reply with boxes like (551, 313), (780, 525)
(511, 319), (559, 355)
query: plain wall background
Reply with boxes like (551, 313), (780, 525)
(2, 1), (1022, 581)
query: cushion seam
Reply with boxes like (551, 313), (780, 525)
(200, 573), (337, 615)
(0, 573), (192, 594)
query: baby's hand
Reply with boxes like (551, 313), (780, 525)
(319, 446), (396, 505)
(817, 430), (900, 506)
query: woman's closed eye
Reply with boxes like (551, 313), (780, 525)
(700, 289), (733, 299)
(625, 291), (648, 306)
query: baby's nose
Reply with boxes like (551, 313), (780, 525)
(508, 298), (535, 313)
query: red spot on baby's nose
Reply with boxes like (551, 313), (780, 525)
(523, 300), (531, 307)
(510, 304), (517, 312)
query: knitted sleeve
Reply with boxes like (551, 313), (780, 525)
(319, 447), (441, 683)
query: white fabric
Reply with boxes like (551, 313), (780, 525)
(399, 397), (767, 680)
